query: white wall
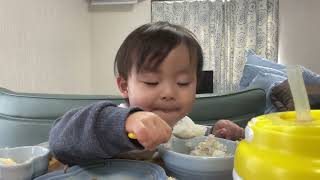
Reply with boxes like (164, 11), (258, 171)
(279, 0), (320, 73)
(0, 0), (92, 94)
(91, 0), (151, 95)
(0, 0), (150, 95)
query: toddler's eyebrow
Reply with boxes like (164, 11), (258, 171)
(177, 68), (193, 74)
(139, 68), (160, 74)
(175, 63), (197, 74)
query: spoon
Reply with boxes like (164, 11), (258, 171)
(128, 115), (207, 140)
(127, 133), (144, 148)
(127, 132), (137, 139)
(128, 131), (202, 140)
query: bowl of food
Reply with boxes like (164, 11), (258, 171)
(0, 146), (50, 180)
(158, 135), (237, 180)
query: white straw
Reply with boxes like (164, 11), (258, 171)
(287, 65), (312, 122)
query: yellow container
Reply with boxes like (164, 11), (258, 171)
(233, 110), (320, 180)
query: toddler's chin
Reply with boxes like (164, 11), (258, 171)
(151, 110), (184, 126)
(164, 116), (184, 127)
(156, 115), (178, 126)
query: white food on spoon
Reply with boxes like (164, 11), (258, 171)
(173, 116), (207, 138)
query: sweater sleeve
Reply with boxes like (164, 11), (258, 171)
(49, 101), (142, 165)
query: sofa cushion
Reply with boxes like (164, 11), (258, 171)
(246, 49), (286, 70)
(300, 66), (320, 86)
(270, 80), (294, 111)
(271, 79), (320, 111)
(243, 50), (320, 88)
(249, 73), (286, 113)
(241, 50), (320, 114)
(240, 64), (286, 89)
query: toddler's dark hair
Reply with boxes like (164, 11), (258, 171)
(114, 21), (203, 81)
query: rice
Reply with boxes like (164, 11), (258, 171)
(189, 135), (229, 157)
(0, 158), (17, 166)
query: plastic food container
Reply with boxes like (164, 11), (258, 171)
(0, 146), (49, 180)
(234, 110), (320, 180)
(159, 136), (237, 180)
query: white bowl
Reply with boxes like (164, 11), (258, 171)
(158, 136), (237, 180)
(0, 146), (49, 180)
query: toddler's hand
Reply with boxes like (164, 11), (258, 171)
(212, 120), (244, 141)
(125, 111), (172, 150)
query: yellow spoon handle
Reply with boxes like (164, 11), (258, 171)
(128, 133), (137, 139)
(127, 133), (143, 148)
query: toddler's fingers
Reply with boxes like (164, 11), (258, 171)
(213, 120), (229, 131)
(214, 128), (227, 138)
(221, 126), (237, 140)
(230, 127), (243, 141)
(225, 131), (234, 140)
(139, 141), (156, 151)
(237, 128), (245, 140)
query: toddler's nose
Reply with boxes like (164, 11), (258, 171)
(160, 85), (176, 101)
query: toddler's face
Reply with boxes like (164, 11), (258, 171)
(117, 44), (197, 127)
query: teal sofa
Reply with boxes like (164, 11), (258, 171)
(0, 87), (265, 148)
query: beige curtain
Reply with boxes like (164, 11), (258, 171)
(152, 0), (279, 93)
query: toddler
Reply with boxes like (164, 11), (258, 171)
(49, 21), (244, 165)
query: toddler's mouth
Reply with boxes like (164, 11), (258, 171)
(153, 107), (180, 113)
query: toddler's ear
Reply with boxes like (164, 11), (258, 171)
(116, 77), (129, 98)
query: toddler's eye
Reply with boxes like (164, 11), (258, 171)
(177, 82), (190, 86)
(144, 82), (158, 86)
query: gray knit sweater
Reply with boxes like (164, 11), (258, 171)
(49, 101), (143, 165)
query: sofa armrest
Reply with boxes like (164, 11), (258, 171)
(0, 87), (125, 120)
(0, 87), (125, 148)
(189, 88), (266, 127)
